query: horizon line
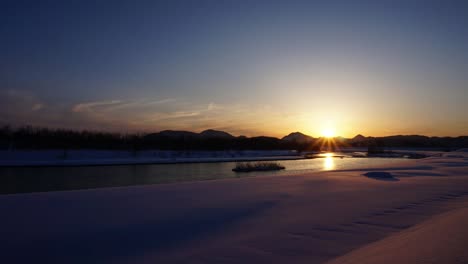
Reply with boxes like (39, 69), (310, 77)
(1, 124), (467, 139)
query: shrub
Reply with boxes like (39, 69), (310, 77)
(232, 161), (285, 172)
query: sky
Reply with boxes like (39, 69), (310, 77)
(1, 0), (467, 137)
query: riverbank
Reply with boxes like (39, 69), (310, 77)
(1, 151), (467, 263)
(0, 148), (440, 167)
(0, 149), (302, 167)
(0, 156), (410, 194)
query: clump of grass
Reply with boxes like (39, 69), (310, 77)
(232, 161), (285, 172)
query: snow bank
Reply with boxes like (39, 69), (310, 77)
(326, 206), (468, 264)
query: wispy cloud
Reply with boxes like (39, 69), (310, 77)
(207, 102), (217, 111)
(0, 91), (356, 137)
(103, 98), (177, 111)
(71, 98), (177, 113)
(72, 100), (122, 113)
(143, 111), (200, 122)
(0, 89), (45, 120)
(31, 103), (44, 111)
(0, 91), (298, 136)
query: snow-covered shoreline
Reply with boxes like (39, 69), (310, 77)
(0, 149), (302, 167)
(0, 155), (307, 167)
(0, 148), (451, 167)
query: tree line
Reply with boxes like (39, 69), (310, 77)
(1, 125), (466, 151)
(0, 126), (315, 151)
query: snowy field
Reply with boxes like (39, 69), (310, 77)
(1, 150), (468, 263)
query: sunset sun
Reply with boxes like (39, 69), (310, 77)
(321, 128), (336, 138)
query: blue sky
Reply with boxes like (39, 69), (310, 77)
(1, 0), (467, 137)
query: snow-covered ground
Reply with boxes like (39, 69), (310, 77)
(327, 206), (468, 264)
(1, 151), (468, 263)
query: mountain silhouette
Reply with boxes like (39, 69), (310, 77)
(199, 129), (235, 139)
(281, 132), (315, 143)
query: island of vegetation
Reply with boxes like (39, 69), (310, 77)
(232, 162), (285, 172)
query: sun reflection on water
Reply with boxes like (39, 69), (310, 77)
(323, 153), (335, 170)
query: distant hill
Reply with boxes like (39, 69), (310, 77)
(199, 129), (235, 139)
(281, 132), (315, 144)
(348, 134), (369, 146)
(351, 134), (367, 143)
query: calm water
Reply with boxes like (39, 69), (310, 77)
(0, 156), (409, 194)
